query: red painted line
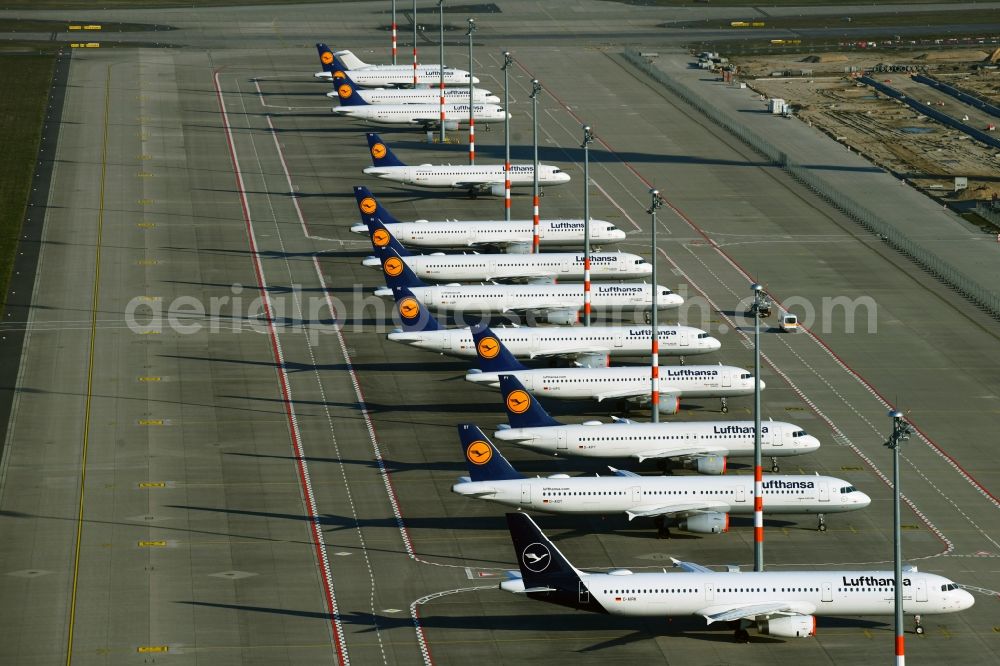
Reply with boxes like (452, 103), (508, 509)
(511, 56), (997, 508)
(213, 69), (348, 665)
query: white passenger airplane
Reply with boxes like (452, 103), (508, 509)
(314, 44), (476, 85)
(374, 246), (682, 324)
(465, 325), (760, 413)
(362, 214), (650, 282)
(384, 286), (719, 366)
(351, 186), (624, 251)
(454, 425), (867, 535)
(494, 375), (818, 473)
(333, 73), (508, 128)
(327, 83), (499, 104)
(363, 133), (570, 196)
(501, 512), (973, 640)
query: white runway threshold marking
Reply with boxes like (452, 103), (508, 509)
(213, 68), (349, 666)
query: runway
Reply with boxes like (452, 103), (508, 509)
(0, 3), (997, 665)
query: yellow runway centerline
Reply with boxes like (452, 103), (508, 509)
(64, 65), (111, 666)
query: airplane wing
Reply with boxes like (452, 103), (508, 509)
(632, 447), (730, 463)
(454, 181), (498, 191)
(670, 558), (715, 574)
(529, 345), (610, 359)
(504, 302), (580, 314)
(625, 500), (730, 521)
(697, 601), (817, 624)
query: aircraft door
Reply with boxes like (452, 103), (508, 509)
(520, 484), (531, 505)
(679, 332), (690, 347)
(822, 582), (833, 602)
(560, 257), (571, 273)
(613, 332), (624, 348)
(770, 426), (782, 447)
(819, 482), (830, 502)
(722, 370), (732, 388)
(735, 486), (747, 503)
(520, 375), (534, 391)
(578, 581), (590, 605)
(557, 430), (568, 450)
(630, 486), (640, 503)
(915, 578), (928, 602)
(705, 583), (715, 602)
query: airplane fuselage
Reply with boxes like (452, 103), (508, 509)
(349, 219), (626, 249)
(389, 325), (719, 359)
(335, 102), (508, 125)
(495, 420), (820, 460)
(453, 474), (869, 517)
(329, 87), (500, 104)
(364, 251), (652, 281)
(466, 364), (762, 400)
(362, 163), (571, 190)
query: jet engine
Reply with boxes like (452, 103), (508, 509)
(507, 241), (531, 254)
(689, 455), (726, 475)
(544, 309), (580, 325)
(575, 353), (610, 368)
(490, 183), (506, 197)
(758, 615), (816, 638)
(657, 393), (681, 414)
(678, 512), (729, 534)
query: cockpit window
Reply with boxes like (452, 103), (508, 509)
(840, 486), (858, 494)
(697, 333), (710, 339)
(607, 225), (618, 231)
(941, 583), (959, 591)
(792, 430), (807, 437)
(740, 373), (752, 380)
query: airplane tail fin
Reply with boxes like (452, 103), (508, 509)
(470, 324), (528, 372)
(364, 215), (412, 257)
(334, 49), (368, 70)
(353, 186), (402, 225)
(505, 512), (581, 591)
(317, 43), (336, 71)
(366, 132), (407, 168)
(458, 424), (523, 482)
(499, 374), (562, 428)
(392, 286), (441, 331)
(332, 71), (368, 107)
(375, 245), (426, 289)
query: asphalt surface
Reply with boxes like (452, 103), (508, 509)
(0, 2), (997, 665)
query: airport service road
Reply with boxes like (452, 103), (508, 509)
(0, 37), (997, 666)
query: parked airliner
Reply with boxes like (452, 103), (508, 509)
(363, 215), (650, 282)
(314, 44), (476, 85)
(327, 82), (499, 104)
(350, 187), (624, 251)
(374, 247), (682, 324)
(465, 325), (760, 413)
(333, 73), (507, 128)
(494, 375), (818, 473)
(385, 286), (718, 365)
(454, 425), (867, 535)
(363, 133), (571, 196)
(500, 512), (973, 640)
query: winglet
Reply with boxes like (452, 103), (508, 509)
(458, 424), (523, 482)
(366, 132), (406, 168)
(499, 374), (562, 428)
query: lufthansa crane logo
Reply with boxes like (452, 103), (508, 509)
(506, 390), (531, 414)
(398, 297), (420, 320)
(521, 542), (551, 573)
(338, 83), (352, 99)
(384, 257), (404, 277)
(332, 70), (346, 80)
(320, 51), (334, 65)
(359, 197), (378, 215)
(466, 440), (492, 465)
(477, 336), (500, 359)
(372, 229), (391, 247)
(371, 143), (387, 159)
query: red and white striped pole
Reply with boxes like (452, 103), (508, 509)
(412, 0), (418, 86)
(582, 126), (594, 325)
(438, 0), (445, 143)
(530, 79), (542, 253)
(502, 52), (513, 220)
(391, 0), (397, 64)
(467, 18), (476, 164)
(752, 282), (764, 570)
(648, 189), (663, 419)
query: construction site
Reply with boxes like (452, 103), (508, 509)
(722, 47), (1000, 228)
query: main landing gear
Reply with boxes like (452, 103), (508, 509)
(654, 516), (672, 540)
(733, 622), (751, 643)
